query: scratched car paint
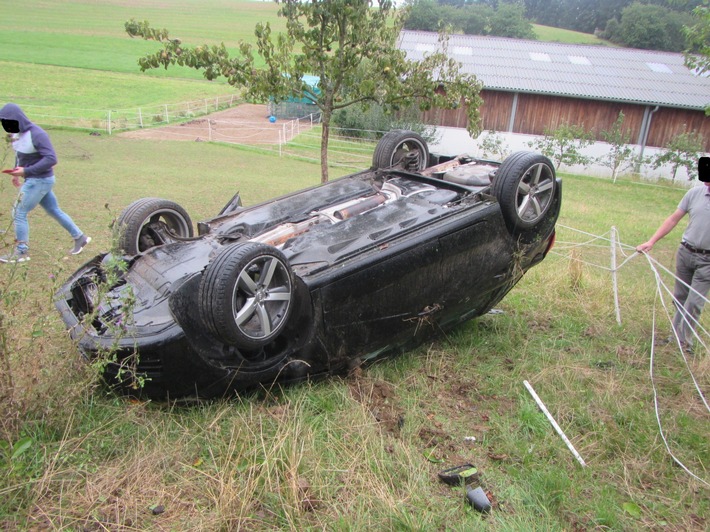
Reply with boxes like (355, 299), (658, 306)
(55, 130), (561, 399)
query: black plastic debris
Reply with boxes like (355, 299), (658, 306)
(437, 464), (478, 486)
(466, 486), (492, 513)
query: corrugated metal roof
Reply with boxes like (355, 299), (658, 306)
(398, 30), (710, 110)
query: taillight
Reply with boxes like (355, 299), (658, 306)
(544, 230), (556, 256)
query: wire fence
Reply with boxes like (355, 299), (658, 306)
(114, 110), (385, 172)
(19, 94), (381, 171)
(551, 224), (710, 488)
(19, 94), (243, 134)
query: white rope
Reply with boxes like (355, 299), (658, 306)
(647, 262), (710, 487)
(549, 245), (638, 273)
(550, 225), (710, 486)
(642, 256), (710, 413)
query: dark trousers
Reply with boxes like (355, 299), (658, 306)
(672, 245), (710, 345)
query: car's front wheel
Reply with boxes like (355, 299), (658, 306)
(492, 152), (557, 234)
(116, 198), (193, 255)
(199, 242), (294, 350)
(372, 130), (429, 171)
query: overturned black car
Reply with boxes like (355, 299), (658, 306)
(55, 130), (561, 399)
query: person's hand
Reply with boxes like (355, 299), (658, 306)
(636, 242), (653, 253)
(8, 166), (24, 177)
(11, 175), (20, 187)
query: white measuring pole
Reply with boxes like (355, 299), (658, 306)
(523, 380), (587, 467)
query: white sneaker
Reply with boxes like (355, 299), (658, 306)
(70, 235), (91, 255)
(0, 249), (30, 263)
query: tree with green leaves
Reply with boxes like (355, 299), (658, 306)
(604, 2), (692, 52)
(652, 131), (705, 181)
(478, 130), (511, 161)
(684, 3), (710, 78)
(528, 123), (594, 169)
(403, 0), (453, 31)
(126, 0), (483, 183)
(489, 2), (535, 39)
(404, 0), (532, 38)
(595, 111), (637, 183)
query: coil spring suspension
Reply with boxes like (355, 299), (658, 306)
(404, 151), (420, 171)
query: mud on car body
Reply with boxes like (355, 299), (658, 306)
(55, 130), (561, 399)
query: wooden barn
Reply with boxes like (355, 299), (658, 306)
(398, 30), (710, 152)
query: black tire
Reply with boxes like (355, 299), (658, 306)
(372, 130), (429, 171)
(116, 198), (193, 255)
(199, 242), (294, 350)
(492, 152), (557, 233)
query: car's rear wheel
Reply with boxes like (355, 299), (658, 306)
(492, 152), (557, 233)
(199, 242), (294, 350)
(116, 198), (193, 255)
(372, 130), (429, 171)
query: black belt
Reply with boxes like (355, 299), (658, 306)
(681, 241), (710, 255)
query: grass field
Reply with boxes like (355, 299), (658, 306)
(0, 1), (708, 530)
(533, 24), (612, 46)
(0, 0), (287, 115)
(0, 132), (707, 529)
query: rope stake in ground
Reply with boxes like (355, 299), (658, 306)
(611, 226), (621, 325)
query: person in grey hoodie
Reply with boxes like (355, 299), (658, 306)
(0, 103), (90, 263)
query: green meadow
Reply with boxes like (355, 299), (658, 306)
(0, 0), (287, 114)
(0, 1), (707, 530)
(533, 24), (612, 45)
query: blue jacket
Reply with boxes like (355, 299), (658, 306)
(0, 103), (57, 179)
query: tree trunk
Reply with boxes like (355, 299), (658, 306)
(319, 92), (334, 184)
(320, 118), (330, 184)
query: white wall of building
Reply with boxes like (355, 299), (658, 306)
(429, 126), (706, 186)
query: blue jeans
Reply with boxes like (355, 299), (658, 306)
(13, 176), (81, 253)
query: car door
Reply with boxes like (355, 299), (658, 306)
(318, 238), (443, 358)
(434, 208), (517, 327)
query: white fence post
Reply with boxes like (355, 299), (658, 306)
(611, 226), (622, 325)
(164, 104), (169, 124)
(107, 110), (112, 135)
(138, 108), (143, 128)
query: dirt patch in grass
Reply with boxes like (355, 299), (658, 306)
(346, 369), (509, 511)
(348, 377), (404, 436)
(118, 103), (313, 145)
